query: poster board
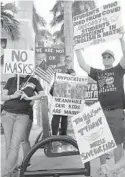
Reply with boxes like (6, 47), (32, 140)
(71, 102), (116, 164)
(3, 49), (35, 75)
(35, 47), (66, 73)
(73, 1), (122, 49)
(85, 82), (98, 101)
(50, 73), (88, 116)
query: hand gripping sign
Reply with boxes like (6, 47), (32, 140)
(50, 73), (88, 116)
(71, 102), (116, 164)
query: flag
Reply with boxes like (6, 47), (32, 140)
(34, 60), (55, 84)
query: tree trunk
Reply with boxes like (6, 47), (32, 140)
(64, 0), (74, 67)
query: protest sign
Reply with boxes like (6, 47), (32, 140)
(35, 47), (66, 73)
(71, 102), (116, 164)
(73, 1), (122, 49)
(50, 73), (88, 116)
(85, 82), (98, 101)
(51, 97), (85, 116)
(3, 49), (34, 75)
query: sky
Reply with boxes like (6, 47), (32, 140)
(34, 0), (57, 33)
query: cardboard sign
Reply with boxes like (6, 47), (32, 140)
(85, 83), (98, 101)
(3, 49), (34, 75)
(73, 1), (122, 49)
(51, 73), (88, 116)
(35, 47), (66, 73)
(51, 97), (85, 116)
(71, 102), (116, 164)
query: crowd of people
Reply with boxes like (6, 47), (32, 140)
(1, 33), (125, 177)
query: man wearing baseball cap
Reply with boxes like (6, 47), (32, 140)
(75, 34), (125, 176)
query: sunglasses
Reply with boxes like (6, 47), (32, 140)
(103, 55), (112, 59)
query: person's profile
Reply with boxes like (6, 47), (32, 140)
(36, 53), (47, 66)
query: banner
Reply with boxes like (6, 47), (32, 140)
(71, 102), (116, 164)
(35, 47), (66, 73)
(73, 1), (122, 49)
(51, 73), (88, 116)
(3, 49), (34, 75)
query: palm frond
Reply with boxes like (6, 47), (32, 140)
(33, 4), (46, 34)
(50, 14), (63, 27)
(1, 2), (17, 13)
(53, 26), (64, 43)
(1, 2), (20, 40)
(50, 0), (96, 42)
(2, 19), (20, 40)
(38, 29), (52, 37)
(50, 1), (64, 16)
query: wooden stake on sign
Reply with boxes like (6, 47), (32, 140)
(17, 74), (20, 91)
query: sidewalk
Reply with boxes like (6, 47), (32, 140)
(1, 125), (125, 177)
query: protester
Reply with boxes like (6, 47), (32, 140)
(1, 74), (46, 177)
(110, 120), (125, 174)
(75, 35), (125, 176)
(50, 55), (75, 137)
(21, 103), (33, 164)
(56, 54), (65, 67)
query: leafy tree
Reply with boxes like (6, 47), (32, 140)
(1, 2), (20, 40)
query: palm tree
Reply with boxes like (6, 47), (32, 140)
(1, 2), (20, 40)
(33, 4), (53, 47)
(53, 24), (64, 43)
(35, 29), (52, 47)
(50, 0), (95, 42)
(33, 4), (46, 34)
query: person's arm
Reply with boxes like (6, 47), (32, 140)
(75, 49), (91, 74)
(1, 78), (21, 101)
(20, 90), (46, 101)
(20, 78), (46, 101)
(1, 90), (21, 101)
(119, 33), (125, 69)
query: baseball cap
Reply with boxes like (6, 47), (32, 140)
(102, 50), (114, 58)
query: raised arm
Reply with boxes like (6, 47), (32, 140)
(119, 34), (125, 69)
(75, 49), (91, 74)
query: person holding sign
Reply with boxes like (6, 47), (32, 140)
(50, 56), (75, 137)
(75, 35), (125, 176)
(1, 74), (46, 177)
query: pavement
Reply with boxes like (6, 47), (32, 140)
(1, 125), (125, 177)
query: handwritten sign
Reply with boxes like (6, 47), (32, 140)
(3, 49), (34, 75)
(73, 1), (122, 49)
(51, 97), (85, 116)
(85, 82), (98, 101)
(51, 73), (88, 116)
(71, 102), (116, 164)
(35, 47), (66, 73)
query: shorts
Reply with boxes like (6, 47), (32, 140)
(103, 109), (125, 145)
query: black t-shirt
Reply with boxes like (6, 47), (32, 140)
(89, 64), (125, 109)
(3, 76), (43, 115)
